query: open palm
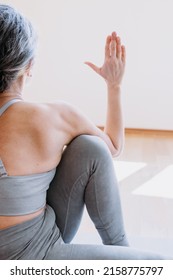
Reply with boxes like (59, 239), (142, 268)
(85, 32), (126, 87)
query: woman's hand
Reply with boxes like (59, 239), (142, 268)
(85, 32), (126, 88)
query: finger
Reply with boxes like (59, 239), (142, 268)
(121, 45), (126, 63)
(84, 62), (100, 74)
(105, 35), (111, 59)
(111, 31), (117, 40)
(110, 32), (116, 58)
(116, 36), (121, 59)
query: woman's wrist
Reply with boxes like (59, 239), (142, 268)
(107, 83), (121, 94)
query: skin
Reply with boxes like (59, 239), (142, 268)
(0, 31), (126, 229)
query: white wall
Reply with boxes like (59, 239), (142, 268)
(2, 0), (173, 130)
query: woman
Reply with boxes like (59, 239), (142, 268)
(0, 4), (169, 259)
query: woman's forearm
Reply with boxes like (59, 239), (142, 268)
(85, 31), (126, 156)
(104, 85), (124, 156)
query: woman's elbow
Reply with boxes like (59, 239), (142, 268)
(111, 144), (124, 158)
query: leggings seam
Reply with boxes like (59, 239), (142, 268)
(92, 174), (113, 244)
(62, 171), (88, 238)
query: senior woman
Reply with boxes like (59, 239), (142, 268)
(0, 4), (169, 259)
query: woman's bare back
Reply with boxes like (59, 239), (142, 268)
(0, 100), (69, 229)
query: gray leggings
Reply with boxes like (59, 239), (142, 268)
(46, 135), (168, 259)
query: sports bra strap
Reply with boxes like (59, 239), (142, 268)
(0, 99), (22, 117)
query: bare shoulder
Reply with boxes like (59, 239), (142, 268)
(18, 100), (111, 144)
(15, 100), (116, 156)
(15, 100), (67, 127)
(41, 100), (82, 132)
(10, 100), (76, 135)
(45, 100), (79, 119)
(24, 100), (74, 120)
(20, 100), (77, 144)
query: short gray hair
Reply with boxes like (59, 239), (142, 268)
(0, 4), (37, 93)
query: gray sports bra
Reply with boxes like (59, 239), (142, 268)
(0, 99), (56, 216)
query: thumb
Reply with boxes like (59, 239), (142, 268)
(84, 61), (100, 75)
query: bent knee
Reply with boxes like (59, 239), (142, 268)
(71, 135), (111, 159)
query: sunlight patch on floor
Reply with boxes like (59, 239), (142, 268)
(113, 160), (147, 181)
(132, 165), (173, 199)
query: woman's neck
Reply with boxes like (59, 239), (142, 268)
(0, 77), (24, 102)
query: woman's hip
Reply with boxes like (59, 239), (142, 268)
(0, 205), (62, 260)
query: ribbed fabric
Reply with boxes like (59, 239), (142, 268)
(0, 166), (56, 215)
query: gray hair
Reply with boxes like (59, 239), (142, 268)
(0, 4), (37, 93)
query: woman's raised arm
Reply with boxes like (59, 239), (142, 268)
(50, 32), (126, 157)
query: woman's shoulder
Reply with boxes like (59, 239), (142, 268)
(16, 100), (80, 138)
(20, 100), (72, 117)
(29, 100), (79, 126)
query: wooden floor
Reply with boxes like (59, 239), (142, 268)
(117, 130), (173, 236)
(73, 130), (173, 256)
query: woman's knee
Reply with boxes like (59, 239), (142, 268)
(70, 135), (111, 160)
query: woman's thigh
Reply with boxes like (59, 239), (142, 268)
(47, 135), (127, 245)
